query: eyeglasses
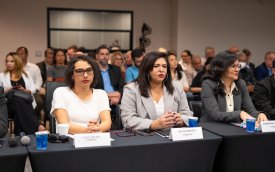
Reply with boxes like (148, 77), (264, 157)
(112, 126), (136, 137)
(230, 63), (241, 70)
(48, 134), (69, 143)
(74, 68), (94, 76)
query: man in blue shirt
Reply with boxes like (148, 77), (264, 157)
(125, 48), (144, 83)
(254, 51), (275, 81)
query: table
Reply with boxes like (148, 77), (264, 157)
(201, 122), (275, 172)
(0, 137), (28, 172)
(27, 130), (221, 172)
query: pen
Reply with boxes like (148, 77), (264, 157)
(154, 131), (169, 138)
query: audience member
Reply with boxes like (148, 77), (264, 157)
(125, 48), (144, 83)
(228, 45), (240, 54)
(47, 49), (68, 82)
(66, 45), (77, 61)
(111, 51), (126, 79)
(0, 52), (45, 135)
(124, 50), (133, 68)
(242, 48), (255, 72)
(200, 50), (268, 124)
(16, 47), (44, 121)
(190, 57), (213, 100)
(121, 52), (193, 131)
(192, 55), (203, 72)
(37, 48), (54, 84)
(253, 60), (275, 119)
(51, 56), (111, 134)
(167, 50), (189, 92)
(95, 44), (125, 128)
(238, 53), (256, 93)
(178, 50), (197, 86)
(254, 51), (275, 81)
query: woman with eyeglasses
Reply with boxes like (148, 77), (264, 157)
(200, 50), (268, 124)
(51, 56), (111, 134)
(121, 52), (193, 131)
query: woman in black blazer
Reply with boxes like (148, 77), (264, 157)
(200, 50), (267, 125)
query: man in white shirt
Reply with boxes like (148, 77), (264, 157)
(16, 47), (44, 122)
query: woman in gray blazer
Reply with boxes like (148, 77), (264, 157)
(201, 50), (267, 124)
(121, 52), (193, 131)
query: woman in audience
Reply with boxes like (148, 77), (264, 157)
(0, 52), (45, 135)
(178, 50), (197, 86)
(121, 52), (193, 131)
(167, 50), (189, 92)
(111, 51), (126, 79)
(47, 49), (68, 82)
(200, 50), (268, 124)
(51, 56), (111, 134)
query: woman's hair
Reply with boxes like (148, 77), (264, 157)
(4, 52), (28, 78)
(182, 49), (193, 57)
(205, 50), (241, 96)
(111, 51), (124, 64)
(167, 50), (183, 80)
(137, 51), (174, 98)
(53, 49), (67, 65)
(65, 55), (99, 89)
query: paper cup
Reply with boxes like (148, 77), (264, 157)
(57, 124), (69, 136)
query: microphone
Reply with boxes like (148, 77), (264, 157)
(8, 134), (17, 147)
(20, 132), (30, 146)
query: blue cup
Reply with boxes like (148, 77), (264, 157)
(188, 117), (198, 127)
(35, 131), (49, 150)
(246, 118), (256, 133)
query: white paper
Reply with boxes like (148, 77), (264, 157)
(169, 127), (203, 141)
(261, 121), (275, 133)
(74, 132), (111, 148)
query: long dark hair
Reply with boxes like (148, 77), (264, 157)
(137, 51), (174, 98)
(65, 55), (99, 89)
(205, 50), (241, 96)
(53, 49), (68, 65)
(167, 50), (183, 80)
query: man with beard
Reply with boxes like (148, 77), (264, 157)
(125, 48), (144, 83)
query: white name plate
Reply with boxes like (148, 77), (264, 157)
(74, 132), (111, 148)
(261, 121), (275, 133)
(170, 127), (203, 141)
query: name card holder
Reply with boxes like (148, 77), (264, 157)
(74, 132), (111, 148)
(261, 121), (275, 133)
(169, 127), (203, 141)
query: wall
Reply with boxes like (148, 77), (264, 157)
(0, 0), (171, 69)
(177, 0), (275, 65)
(0, 0), (274, 70)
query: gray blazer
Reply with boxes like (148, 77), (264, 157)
(201, 79), (260, 123)
(120, 82), (193, 130)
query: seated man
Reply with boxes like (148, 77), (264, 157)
(0, 86), (8, 138)
(254, 51), (275, 81)
(125, 48), (144, 83)
(253, 60), (275, 119)
(95, 44), (125, 129)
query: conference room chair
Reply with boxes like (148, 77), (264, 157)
(45, 81), (66, 133)
(188, 100), (202, 119)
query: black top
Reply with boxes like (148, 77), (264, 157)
(10, 77), (26, 88)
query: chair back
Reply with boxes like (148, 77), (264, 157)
(189, 101), (202, 119)
(45, 82), (66, 133)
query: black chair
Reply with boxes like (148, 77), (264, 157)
(45, 82), (66, 133)
(188, 101), (202, 119)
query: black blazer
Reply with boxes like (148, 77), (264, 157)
(95, 64), (125, 95)
(36, 61), (47, 84)
(253, 75), (275, 119)
(0, 87), (8, 138)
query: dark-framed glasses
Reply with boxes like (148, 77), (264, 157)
(230, 63), (241, 70)
(74, 68), (94, 76)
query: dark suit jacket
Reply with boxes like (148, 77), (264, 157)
(95, 64), (125, 95)
(254, 63), (270, 81)
(0, 87), (8, 138)
(36, 61), (47, 84)
(201, 79), (260, 123)
(253, 75), (275, 119)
